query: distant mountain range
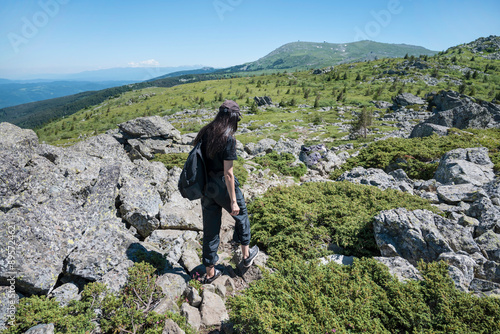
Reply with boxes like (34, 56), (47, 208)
(0, 39), (441, 125)
(221, 40), (438, 72)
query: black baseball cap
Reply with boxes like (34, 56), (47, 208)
(219, 100), (240, 113)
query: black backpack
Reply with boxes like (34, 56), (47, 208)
(178, 141), (207, 200)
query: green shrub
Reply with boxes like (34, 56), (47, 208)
(330, 132), (494, 180)
(4, 262), (194, 334)
(228, 258), (500, 334)
(254, 152), (307, 180)
(248, 181), (436, 264)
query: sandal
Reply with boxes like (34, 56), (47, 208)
(202, 268), (222, 284)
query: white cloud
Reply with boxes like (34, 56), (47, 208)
(127, 59), (160, 67)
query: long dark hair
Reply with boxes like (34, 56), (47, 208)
(194, 106), (241, 159)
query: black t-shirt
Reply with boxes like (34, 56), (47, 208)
(201, 134), (237, 174)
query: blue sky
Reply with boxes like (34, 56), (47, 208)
(0, 0), (499, 78)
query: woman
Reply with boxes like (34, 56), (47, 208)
(194, 100), (259, 284)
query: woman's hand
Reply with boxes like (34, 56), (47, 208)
(230, 200), (240, 216)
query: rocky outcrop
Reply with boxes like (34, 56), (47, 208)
(373, 208), (479, 265)
(337, 167), (413, 194)
(434, 147), (494, 186)
(113, 116), (186, 160)
(253, 96), (273, 106)
(299, 144), (350, 175)
(392, 92), (425, 109)
(423, 90), (500, 129)
(24, 323), (55, 334)
(0, 122), (197, 296)
(409, 123), (450, 138)
(374, 256), (422, 282)
(244, 138), (276, 156)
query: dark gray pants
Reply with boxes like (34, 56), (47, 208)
(201, 174), (250, 267)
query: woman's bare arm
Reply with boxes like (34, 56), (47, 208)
(224, 160), (240, 216)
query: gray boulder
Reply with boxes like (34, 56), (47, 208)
(371, 100), (393, 109)
(0, 203), (86, 294)
(299, 144), (327, 167)
(469, 278), (500, 295)
(153, 297), (180, 316)
(49, 283), (80, 306)
(392, 93), (425, 108)
(475, 231), (500, 262)
(186, 286), (202, 307)
(119, 175), (162, 238)
(373, 208), (480, 265)
(180, 303), (201, 332)
(159, 193), (202, 231)
(318, 254), (355, 266)
(162, 318), (185, 334)
(374, 256), (423, 282)
(436, 184), (482, 204)
(24, 324), (55, 334)
(118, 116), (181, 140)
(437, 252), (476, 291)
(253, 96), (273, 106)
(179, 240), (202, 274)
(146, 230), (198, 263)
(200, 290), (229, 327)
(244, 138), (276, 156)
(434, 147), (494, 186)
(65, 222), (138, 282)
(156, 268), (190, 301)
(410, 123), (450, 138)
(0, 122), (38, 150)
(467, 197), (500, 236)
(425, 90), (500, 129)
(337, 167), (413, 194)
(273, 137), (303, 157)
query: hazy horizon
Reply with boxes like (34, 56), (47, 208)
(1, 0), (499, 79)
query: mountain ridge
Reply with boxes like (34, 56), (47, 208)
(221, 40), (438, 73)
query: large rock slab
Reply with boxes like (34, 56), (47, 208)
(410, 123), (450, 138)
(0, 202), (85, 294)
(337, 167), (413, 193)
(24, 323), (55, 334)
(434, 147), (494, 186)
(200, 290), (229, 327)
(373, 208), (480, 265)
(475, 231), (500, 262)
(119, 176), (162, 238)
(244, 138), (276, 156)
(425, 90), (500, 129)
(118, 116), (181, 140)
(436, 183), (482, 204)
(374, 256), (422, 282)
(159, 193), (202, 231)
(392, 93), (425, 108)
(65, 220), (138, 282)
(437, 252), (476, 291)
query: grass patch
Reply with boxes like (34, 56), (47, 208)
(253, 152), (307, 180)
